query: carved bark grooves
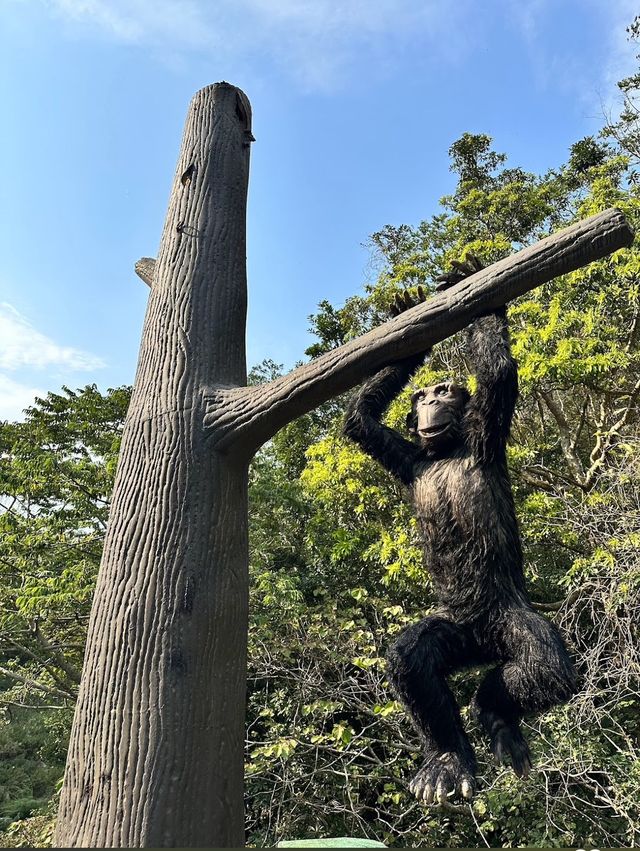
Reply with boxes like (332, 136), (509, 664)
(54, 83), (253, 848)
(54, 77), (634, 849)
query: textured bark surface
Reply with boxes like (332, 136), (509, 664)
(54, 83), (253, 849)
(53, 78), (634, 849)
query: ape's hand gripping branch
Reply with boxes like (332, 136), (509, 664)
(202, 208), (633, 458)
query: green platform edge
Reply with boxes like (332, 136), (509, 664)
(277, 839), (386, 848)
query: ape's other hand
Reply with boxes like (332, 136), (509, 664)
(409, 750), (476, 805)
(389, 285), (427, 318)
(435, 252), (483, 292)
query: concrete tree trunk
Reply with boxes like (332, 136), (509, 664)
(53, 82), (634, 848)
(55, 83), (253, 848)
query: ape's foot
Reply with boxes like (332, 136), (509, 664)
(491, 723), (532, 778)
(409, 751), (476, 805)
(474, 706), (532, 778)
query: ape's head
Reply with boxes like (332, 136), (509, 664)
(407, 382), (470, 448)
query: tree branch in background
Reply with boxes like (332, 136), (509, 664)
(538, 390), (587, 486)
(584, 374), (640, 489)
(33, 625), (82, 685)
(0, 665), (75, 701)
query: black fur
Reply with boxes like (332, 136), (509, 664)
(343, 294), (577, 804)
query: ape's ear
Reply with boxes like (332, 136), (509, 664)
(407, 389), (423, 435)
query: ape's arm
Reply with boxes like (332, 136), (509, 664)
(434, 254), (518, 463)
(464, 307), (518, 463)
(343, 355), (424, 485)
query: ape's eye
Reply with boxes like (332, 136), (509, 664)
(436, 386), (449, 396)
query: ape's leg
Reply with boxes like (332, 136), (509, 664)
(387, 615), (483, 803)
(473, 607), (578, 777)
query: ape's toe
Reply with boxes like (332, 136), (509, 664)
(492, 724), (532, 778)
(409, 751), (476, 805)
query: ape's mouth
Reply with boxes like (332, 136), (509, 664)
(419, 424), (449, 437)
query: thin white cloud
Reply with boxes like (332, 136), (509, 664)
(33, 0), (640, 96)
(0, 374), (45, 421)
(505, 0), (638, 116)
(0, 303), (105, 372)
(598, 0), (639, 94)
(44, 0), (468, 90)
(49, 0), (215, 47)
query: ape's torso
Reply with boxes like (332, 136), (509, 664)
(411, 443), (527, 618)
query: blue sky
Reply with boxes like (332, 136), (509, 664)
(0, 0), (636, 419)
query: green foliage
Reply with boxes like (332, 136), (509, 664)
(244, 124), (640, 846)
(0, 385), (129, 705)
(0, 385), (129, 845)
(0, 711), (67, 831)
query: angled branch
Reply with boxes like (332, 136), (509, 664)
(33, 626), (82, 684)
(584, 374), (640, 489)
(519, 468), (557, 493)
(2, 633), (80, 691)
(538, 390), (586, 486)
(532, 589), (581, 612)
(205, 208), (633, 455)
(0, 665), (76, 700)
(625, 303), (640, 352)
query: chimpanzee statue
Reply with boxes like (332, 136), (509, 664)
(343, 255), (577, 805)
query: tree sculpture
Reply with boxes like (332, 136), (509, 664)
(53, 83), (634, 848)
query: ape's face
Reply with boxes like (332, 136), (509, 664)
(407, 382), (470, 447)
